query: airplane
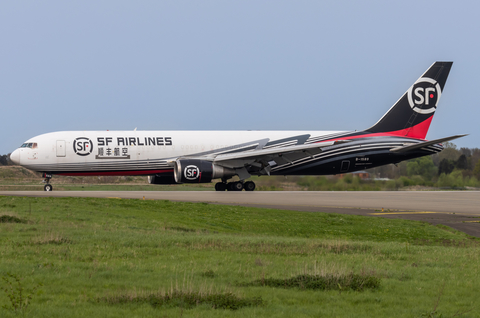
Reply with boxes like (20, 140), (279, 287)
(9, 61), (465, 192)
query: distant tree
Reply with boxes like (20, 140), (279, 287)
(456, 154), (468, 170)
(432, 142), (461, 166)
(371, 163), (402, 179)
(406, 156), (437, 181)
(0, 154), (11, 166)
(471, 148), (480, 157)
(442, 141), (457, 150)
(438, 158), (455, 175)
(474, 160), (480, 179)
(406, 161), (419, 176)
(459, 147), (472, 157)
(470, 148), (480, 170)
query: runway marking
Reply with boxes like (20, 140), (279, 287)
(463, 221), (480, 223)
(106, 197), (122, 199)
(369, 212), (437, 215)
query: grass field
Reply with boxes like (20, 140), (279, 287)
(0, 196), (479, 317)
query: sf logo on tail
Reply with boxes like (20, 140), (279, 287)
(407, 77), (442, 114)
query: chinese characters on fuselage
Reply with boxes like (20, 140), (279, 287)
(96, 136), (172, 159)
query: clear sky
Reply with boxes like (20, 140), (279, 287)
(1, 1), (478, 155)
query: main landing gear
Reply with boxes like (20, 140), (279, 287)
(42, 173), (53, 191)
(215, 180), (256, 192)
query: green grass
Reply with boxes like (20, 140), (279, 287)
(96, 290), (264, 310)
(242, 273), (381, 291)
(0, 196), (479, 317)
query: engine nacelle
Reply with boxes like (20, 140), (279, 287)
(148, 173), (176, 184)
(174, 159), (235, 183)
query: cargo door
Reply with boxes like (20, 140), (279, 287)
(56, 140), (66, 157)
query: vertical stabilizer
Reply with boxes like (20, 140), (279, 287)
(366, 62), (452, 139)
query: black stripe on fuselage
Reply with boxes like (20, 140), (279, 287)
(271, 137), (441, 175)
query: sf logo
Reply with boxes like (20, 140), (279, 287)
(73, 137), (93, 156)
(184, 165), (200, 180)
(414, 87), (436, 105)
(407, 77), (442, 114)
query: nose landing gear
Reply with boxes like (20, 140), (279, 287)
(42, 173), (53, 191)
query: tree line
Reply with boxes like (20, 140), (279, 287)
(369, 142), (480, 188)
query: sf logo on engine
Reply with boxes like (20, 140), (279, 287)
(73, 137), (93, 156)
(184, 165), (200, 180)
(407, 77), (442, 114)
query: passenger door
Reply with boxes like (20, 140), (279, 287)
(56, 140), (66, 157)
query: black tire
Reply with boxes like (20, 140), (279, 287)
(44, 184), (53, 192)
(215, 182), (226, 191)
(227, 182), (243, 191)
(244, 181), (255, 191)
(232, 182), (243, 191)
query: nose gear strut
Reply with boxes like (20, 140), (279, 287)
(42, 173), (53, 191)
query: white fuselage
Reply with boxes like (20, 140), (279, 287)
(11, 130), (345, 175)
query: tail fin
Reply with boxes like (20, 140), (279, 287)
(366, 61), (453, 139)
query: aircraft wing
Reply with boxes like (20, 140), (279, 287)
(389, 134), (468, 153)
(209, 140), (350, 176)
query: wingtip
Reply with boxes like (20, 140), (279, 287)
(450, 134), (468, 140)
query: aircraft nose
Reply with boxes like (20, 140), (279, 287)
(10, 149), (20, 165)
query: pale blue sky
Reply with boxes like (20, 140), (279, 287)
(1, 1), (478, 154)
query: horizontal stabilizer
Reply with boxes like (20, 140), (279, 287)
(389, 134), (468, 153)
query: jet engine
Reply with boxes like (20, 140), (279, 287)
(174, 159), (235, 183)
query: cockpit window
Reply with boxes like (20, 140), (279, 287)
(20, 142), (37, 149)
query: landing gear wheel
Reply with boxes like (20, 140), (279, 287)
(244, 181), (256, 191)
(215, 182), (227, 191)
(42, 173), (53, 192)
(234, 182), (244, 191)
(227, 182), (243, 191)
